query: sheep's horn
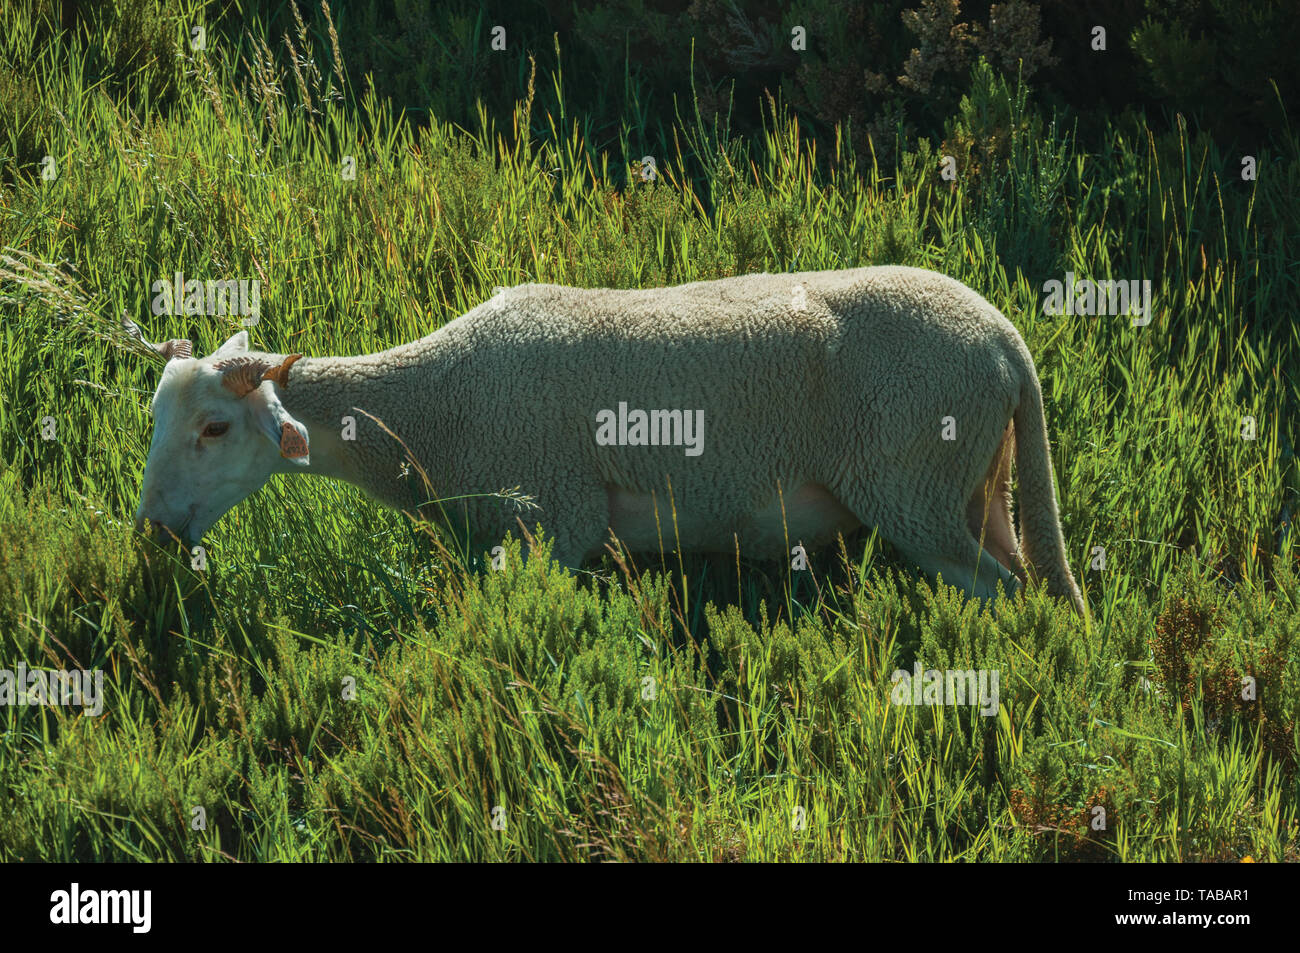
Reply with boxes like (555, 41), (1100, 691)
(263, 353), (302, 389)
(122, 315), (192, 362)
(215, 354), (303, 397)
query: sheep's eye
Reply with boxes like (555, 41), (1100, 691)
(202, 421), (230, 438)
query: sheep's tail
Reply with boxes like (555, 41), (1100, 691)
(1012, 365), (1086, 616)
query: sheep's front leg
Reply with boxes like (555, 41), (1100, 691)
(515, 477), (609, 572)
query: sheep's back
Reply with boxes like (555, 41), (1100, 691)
(442, 268), (1021, 495)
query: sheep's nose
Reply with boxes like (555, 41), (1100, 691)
(135, 515), (178, 547)
(134, 512), (166, 539)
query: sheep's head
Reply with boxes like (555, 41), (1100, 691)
(131, 326), (310, 547)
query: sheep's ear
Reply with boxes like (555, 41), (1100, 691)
(212, 330), (250, 359)
(157, 338), (192, 361)
(122, 315), (192, 362)
(247, 387), (310, 466)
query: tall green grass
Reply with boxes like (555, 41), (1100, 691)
(0, 3), (1296, 860)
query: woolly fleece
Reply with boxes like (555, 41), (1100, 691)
(235, 265), (1085, 612)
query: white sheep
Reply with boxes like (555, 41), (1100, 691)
(130, 265), (1085, 614)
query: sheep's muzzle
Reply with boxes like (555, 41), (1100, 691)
(134, 514), (189, 550)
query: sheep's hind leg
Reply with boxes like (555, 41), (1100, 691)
(847, 498), (1020, 606)
(908, 532), (1022, 604)
(966, 425), (1026, 583)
